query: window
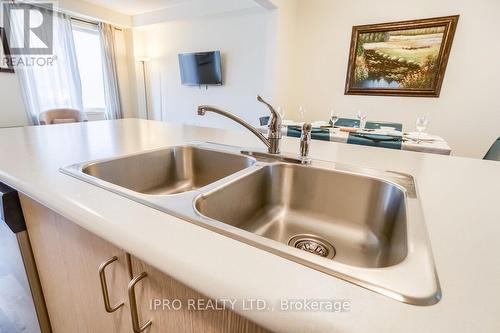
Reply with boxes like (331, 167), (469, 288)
(71, 22), (106, 118)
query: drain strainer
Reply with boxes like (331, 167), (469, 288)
(288, 235), (336, 259)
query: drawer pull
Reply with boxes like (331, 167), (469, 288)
(128, 272), (152, 333)
(98, 256), (124, 313)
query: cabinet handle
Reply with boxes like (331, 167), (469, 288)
(98, 256), (125, 313)
(128, 272), (152, 333)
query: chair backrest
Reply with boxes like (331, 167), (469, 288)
(483, 137), (500, 161)
(366, 121), (403, 132)
(38, 108), (88, 125)
(335, 118), (359, 127)
(259, 116), (270, 126)
(334, 118), (403, 131)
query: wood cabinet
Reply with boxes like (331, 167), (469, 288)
(19, 195), (270, 333)
(129, 256), (270, 333)
(20, 195), (132, 333)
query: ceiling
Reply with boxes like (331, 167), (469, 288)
(82, 0), (271, 27)
(83, 0), (194, 16)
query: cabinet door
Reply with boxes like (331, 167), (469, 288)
(129, 256), (271, 333)
(20, 195), (132, 333)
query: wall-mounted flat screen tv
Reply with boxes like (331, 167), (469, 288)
(178, 51), (222, 86)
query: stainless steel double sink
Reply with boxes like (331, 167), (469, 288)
(61, 143), (440, 305)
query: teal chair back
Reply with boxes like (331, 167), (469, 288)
(483, 138), (500, 161)
(259, 116), (270, 126)
(366, 121), (403, 131)
(333, 118), (403, 131)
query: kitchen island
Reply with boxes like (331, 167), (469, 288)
(0, 119), (498, 333)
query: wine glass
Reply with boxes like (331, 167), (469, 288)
(298, 106), (306, 122)
(330, 110), (339, 127)
(415, 115), (430, 143)
(357, 111), (367, 129)
(277, 106), (285, 121)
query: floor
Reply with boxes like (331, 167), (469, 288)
(0, 222), (40, 333)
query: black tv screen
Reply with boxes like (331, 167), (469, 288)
(178, 51), (222, 86)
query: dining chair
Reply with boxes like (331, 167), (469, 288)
(334, 118), (403, 131)
(335, 118), (359, 127)
(483, 137), (500, 161)
(259, 116), (270, 126)
(38, 108), (88, 125)
(366, 121), (403, 131)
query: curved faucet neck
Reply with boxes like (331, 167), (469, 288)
(197, 96), (282, 154)
(197, 105), (272, 150)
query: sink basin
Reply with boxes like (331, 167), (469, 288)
(195, 164), (407, 268)
(82, 146), (255, 195)
(62, 143), (440, 305)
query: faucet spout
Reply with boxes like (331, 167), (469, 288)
(197, 96), (282, 154)
(197, 105), (272, 149)
(197, 106), (207, 116)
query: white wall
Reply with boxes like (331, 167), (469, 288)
(265, 0), (298, 108)
(0, 74), (27, 127)
(279, 0), (500, 158)
(133, 8), (274, 129)
(0, 0), (28, 126)
(114, 28), (139, 119)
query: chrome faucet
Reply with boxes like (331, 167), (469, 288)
(299, 123), (312, 164)
(197, 95), (282, 154)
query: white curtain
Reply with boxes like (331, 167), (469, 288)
(11, 7), (83, 125)
(99, 23), (122, 119)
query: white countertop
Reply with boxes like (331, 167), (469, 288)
(0, 119), (499, 333)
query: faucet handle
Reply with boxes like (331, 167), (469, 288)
(257, 95), (282, 121)
(257, 95), (282, 142)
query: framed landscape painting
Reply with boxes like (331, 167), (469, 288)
(345, 16), (459, 97)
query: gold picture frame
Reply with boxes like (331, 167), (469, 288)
(345, 15), (459, 97)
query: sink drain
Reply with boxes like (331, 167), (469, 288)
(288, 235), (336, 259)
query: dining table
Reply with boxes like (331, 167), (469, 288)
(258, 120), (452, 156)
